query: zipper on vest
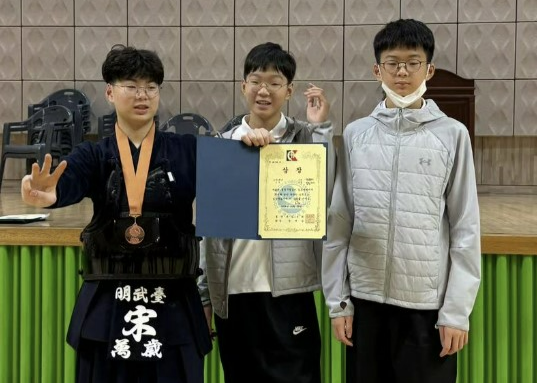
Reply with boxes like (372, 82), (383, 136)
(384, 109), (403, 299)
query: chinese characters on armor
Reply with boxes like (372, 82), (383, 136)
(110, 285), (167, 360)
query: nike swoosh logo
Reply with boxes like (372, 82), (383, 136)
(293, 326), (307, 335)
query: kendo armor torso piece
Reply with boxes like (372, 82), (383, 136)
(80, 161), (200, 280)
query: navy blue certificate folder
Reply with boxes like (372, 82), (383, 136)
(196, 136), (260, 239)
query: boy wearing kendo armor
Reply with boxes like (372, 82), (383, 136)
(21, 45), (211, 383)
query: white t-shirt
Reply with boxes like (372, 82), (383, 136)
(227, 113), (287, 294)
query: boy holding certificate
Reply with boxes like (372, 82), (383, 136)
(21, 45), (211, 382)
(199, 42), (335, 383)
(322, 19), (481, 383)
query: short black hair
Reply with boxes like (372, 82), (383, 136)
(102, 44), (164, 85)
(243, 42), (296, 83)
(373, 19), (435, 63)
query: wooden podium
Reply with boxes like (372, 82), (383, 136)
(425, 68), (475, 150)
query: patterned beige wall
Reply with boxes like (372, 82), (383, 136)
(0, 0), (536, 184)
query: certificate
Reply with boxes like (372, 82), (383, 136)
(258, 144), (326, 239)
(195, 136), (327, 240)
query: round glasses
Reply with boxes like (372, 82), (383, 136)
(113, 84), (161, 98)
(379, 60), (428, 75)
(245, 80), (288, 93)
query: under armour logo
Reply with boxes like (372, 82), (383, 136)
(292, 326), (307, 335)
(419, 158), (431, 166)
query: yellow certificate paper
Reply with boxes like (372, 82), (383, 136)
(258, 143), (326, 239)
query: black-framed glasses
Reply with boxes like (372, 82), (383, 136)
(112, 84), (161, 98)
(245, 79), (288, 93)
(378, 60), (428, 74)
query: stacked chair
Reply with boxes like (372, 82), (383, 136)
(220, 113), (247, 134)
(99, 112), (216, 140)
(0, 105), (74, 191)
(28, 88), (91, 154)
(159, 113), (216, 136)
(97, 111), (118, 141)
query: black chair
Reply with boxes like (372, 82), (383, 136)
(97, 111), (117, 141)
(0, 105), (74, 191)
(28, 89), (91, 153)
(98, 112), (160, 140)
(159, 113), (215, 136)
(220, 113), (247, 134)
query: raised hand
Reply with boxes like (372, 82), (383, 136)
(304, 83), (330, 123)
(21, 154), (67, 207)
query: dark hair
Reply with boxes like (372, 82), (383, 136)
(243, 42), (296, 83)
(373, 19), (435, 63)
(102, 44), (164, 85)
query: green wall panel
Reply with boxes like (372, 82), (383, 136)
(1, 248), (535, 383)
(0, 246), (82, 383)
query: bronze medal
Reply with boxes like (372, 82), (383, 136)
(125, 219), (145, 245)
(115, 122), (155, 247)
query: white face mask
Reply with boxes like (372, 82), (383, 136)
(382, 79), (427, 108)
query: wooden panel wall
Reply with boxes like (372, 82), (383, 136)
(476, 136), (537, 186)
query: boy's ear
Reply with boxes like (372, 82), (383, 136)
(425, 63), (435, 81)
(105, 84), (114, 103)
(241, 80), (247, 95)
(285, 83), (294, 100)
(373, 64), (382, 81)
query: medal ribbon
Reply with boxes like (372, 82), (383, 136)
(115, 123), (155, 218)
